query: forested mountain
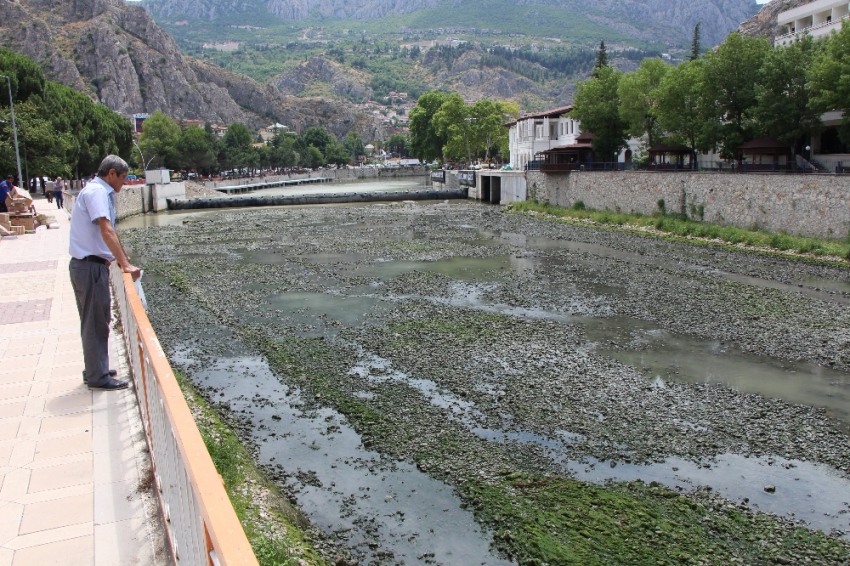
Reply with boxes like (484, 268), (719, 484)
(147, 0), (759, 48)
(0, 0), (386, 136)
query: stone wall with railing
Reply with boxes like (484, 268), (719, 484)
(526, 171), (850, 239)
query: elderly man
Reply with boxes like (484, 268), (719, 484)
(69, 155), (141, 390)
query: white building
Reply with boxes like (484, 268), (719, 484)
(507, 106), (581, 170)
(507, 105), (641, 170)
(775, 0), (850, 46)
(776, 0), (850, 170)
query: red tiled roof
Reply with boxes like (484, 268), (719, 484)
(505, 105), (573, 127)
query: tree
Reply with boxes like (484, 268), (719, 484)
(269, 132), (297, 168)
(690, 23), (702, 61)
(433, 92), (473, 161)
(221, 122), (254, 172)
(298, 127), (333, 156)
(138, 111), (181, 169)
(593, 41), (608, 76)
(470, 99), (518, 162)
(700, 32), (770, 159)
(177, 125), (217, 173)
(656, 59), (711, 155)
(755, 34), (821, 150)
(809, 22), (850, 146)
(344, 131), (365, 161)
(306, 145), (324, 168)
(385, 133), (409, 156)
(0, 48), (132, 179)
(617, 57), (669, 148)
(572, 65), (628, 161)
(324, 139), (351, 165)
(409, 90), (450, 162)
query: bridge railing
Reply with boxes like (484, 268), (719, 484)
(111, 265), (259, 566)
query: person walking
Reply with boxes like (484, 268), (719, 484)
(69, 155), (141, 390)
(45, 177), (54, 204)
(54, 177), (65, 209)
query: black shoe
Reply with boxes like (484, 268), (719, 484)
(87, 377), (129, 391)
(83, 369), (117, 382)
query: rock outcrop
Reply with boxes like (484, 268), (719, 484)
(275, 56), (371, 102)
(738, 0), (816, 40)
(0, 0), (383, 136)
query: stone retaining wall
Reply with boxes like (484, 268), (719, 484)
(526, 171), (850, 239)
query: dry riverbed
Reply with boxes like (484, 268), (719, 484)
(121, 201), (850, 566)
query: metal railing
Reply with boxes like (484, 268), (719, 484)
(111, 266), (259, 566)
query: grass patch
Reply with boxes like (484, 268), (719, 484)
(462, 473), (850, 565)
(510, 201), (850, 261)
(173, 371), (329, 566)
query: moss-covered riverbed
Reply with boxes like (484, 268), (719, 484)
(122, 202), (850, 565)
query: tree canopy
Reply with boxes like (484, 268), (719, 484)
(0, 48), (132, 183)
(572, 64), (628, 161)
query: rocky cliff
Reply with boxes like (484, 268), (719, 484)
(0, 0), (384, 136)
(738, 0), (815, 40)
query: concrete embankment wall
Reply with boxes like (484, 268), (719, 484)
(526, 171), (850, 239)
(168, 188), (468, 211)
(202, 166), (428, 190)
(65, 182), (186, 221)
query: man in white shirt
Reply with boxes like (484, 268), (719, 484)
(69, 155), (141, 390)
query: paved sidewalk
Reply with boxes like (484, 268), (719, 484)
(0, 197), (169, 565)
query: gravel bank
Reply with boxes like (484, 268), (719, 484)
(122, 202), (850, 565)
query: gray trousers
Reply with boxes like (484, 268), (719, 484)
(69, 258), (111, 384)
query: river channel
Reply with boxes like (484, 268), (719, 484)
(120, 181), (850, 565)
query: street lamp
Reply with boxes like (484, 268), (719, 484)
(0, 74), (23, 187)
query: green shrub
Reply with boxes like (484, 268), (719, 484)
(572, 200), (586, 211)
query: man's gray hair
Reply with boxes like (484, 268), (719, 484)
(96, 155), (129, 177)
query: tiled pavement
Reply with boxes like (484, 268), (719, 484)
(0, 198), (169, 565)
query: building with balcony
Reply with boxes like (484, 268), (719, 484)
(776, 0), (850, 171)
(776, 0), (850, 45)
(506, 106), (580, 170)
(507, 105), (642, 170)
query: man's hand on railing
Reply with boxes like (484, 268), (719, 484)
(123, 263), (142, 281)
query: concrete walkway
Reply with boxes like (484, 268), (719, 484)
(0, 197), (169, 565)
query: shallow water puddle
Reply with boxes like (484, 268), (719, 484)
(484, 230), (850, 304)
(171, 347), (514, 565)
(591, 324), (850, 430)
(343, 351), (850, 537)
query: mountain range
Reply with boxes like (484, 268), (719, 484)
(0, 0), (387, 136)
(147, 0), (760, 49)
(0, 0), (772, 137)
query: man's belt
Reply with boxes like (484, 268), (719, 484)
(81, 255), (108, 265)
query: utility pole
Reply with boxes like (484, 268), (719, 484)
(0, 74), (23, 186)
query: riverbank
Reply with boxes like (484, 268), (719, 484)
(121, 201), (850, 565)
(509, 200), (850, 262)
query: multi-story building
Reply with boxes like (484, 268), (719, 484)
(776, 0), (849, 170)
(506, 106), (581, 170)
(775, 0), (850, 46)
(507, 105), (642, 170)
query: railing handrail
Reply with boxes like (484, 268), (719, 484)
(113, 267), (259, 566)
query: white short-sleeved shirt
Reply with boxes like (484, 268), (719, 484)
(69, 177), (117, 262)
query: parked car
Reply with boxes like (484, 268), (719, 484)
(126, 174), (138, 181)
